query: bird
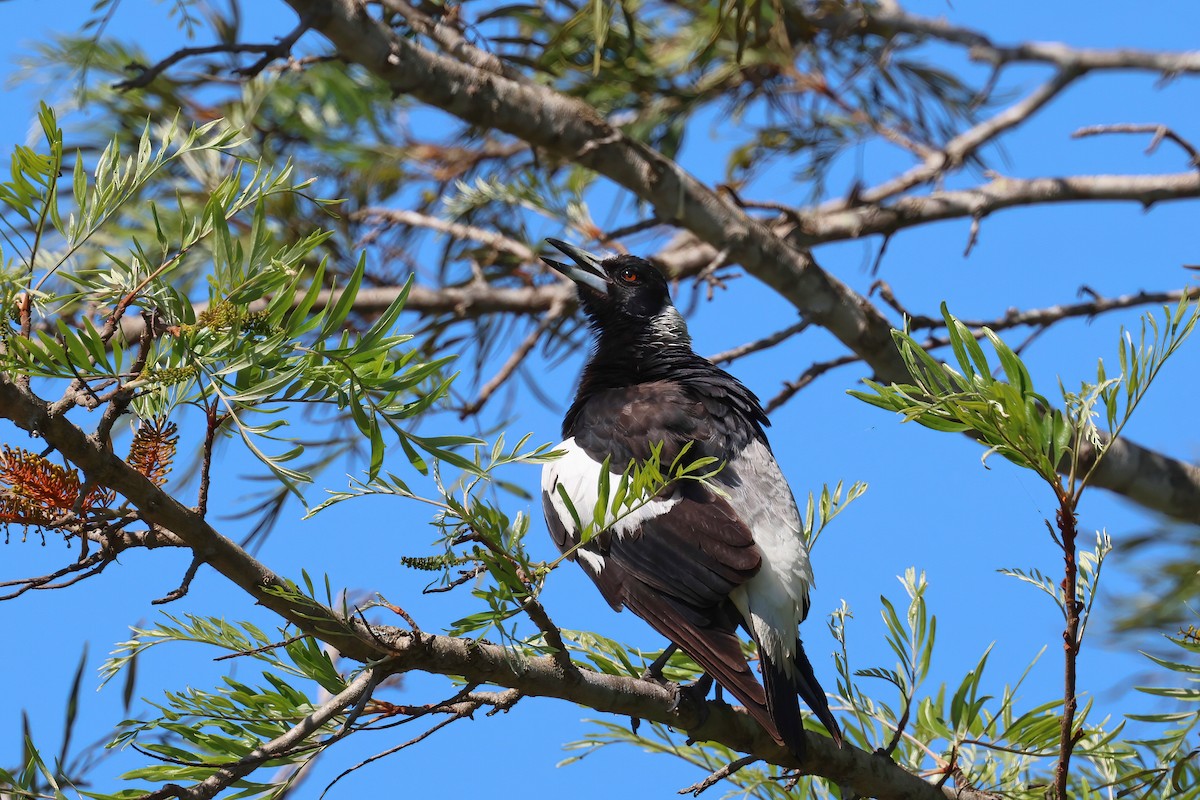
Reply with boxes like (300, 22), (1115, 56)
(539, 238), (842, 758)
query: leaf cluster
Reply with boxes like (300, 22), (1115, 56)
(97, 614), (347, 800)
(851, 299), (1200, 501)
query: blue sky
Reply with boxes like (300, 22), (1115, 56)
(1, 2), (1198, 797)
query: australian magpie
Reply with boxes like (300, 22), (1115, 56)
(539, 238), (842, 757)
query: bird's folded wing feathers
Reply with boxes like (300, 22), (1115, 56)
(542, 471), (786, 741)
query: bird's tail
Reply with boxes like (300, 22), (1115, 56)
(760, 637), (843, 758)
(627, 598), (784, 747)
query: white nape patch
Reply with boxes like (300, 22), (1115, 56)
(649, 306), (691, 346)
(723, 438), (814, 676)
(542, 437), (681, 572)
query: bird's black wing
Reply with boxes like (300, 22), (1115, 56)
(543, 477), (781, 741)
(543, 381), (787, 744)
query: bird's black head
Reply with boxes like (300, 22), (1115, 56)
(542, 239), (689, 347)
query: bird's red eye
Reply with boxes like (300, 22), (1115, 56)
(619, 267), (640, 284)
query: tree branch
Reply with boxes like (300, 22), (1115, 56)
(370, 627), (1002, 800)
(116, 40), (300, 90)
(789, 171), (1200, 246)
(913, 287), (1200, 332)
(708, 319), (810, 366)
(102, 0), (1200, 523)
(1053, 503), (1082, 800)
(0, 375), (378, 661)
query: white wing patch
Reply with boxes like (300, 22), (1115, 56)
(723, 438), (814, 675)
(541, 437), (681, 574)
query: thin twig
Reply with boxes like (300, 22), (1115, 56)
(213, 634), (310, 662)
(869, 280), (915, 320)
(375, 596), (423, 637)
(766, 354), (862, 413)
(678, 754), (761, 796)
(521, 595), (573, 671)
(95, 310), (157, 446)
(454, 530), (573, 672)
(116, 42), (308, 90)
(912, 287), (1200, 332)
(707, 319), (810, 365)
(197, 402), (223, 517)
(0, 551), (113, 601)
(839, 68), (1084, 209)
(603, 216), (664, 244)
(963, 213), (983, 256)
(423, 564), (487, 594)
(880, 693), (913, 758)
(323, 714), (461, 793)
(152, 553), (204, 605)
(235, 15), (316, 78)
(321, 685), (520, 795)
(352, 207), (538, 262)
(1073, 123), (1200, 168)
(806, 3), (1200, 74)
(458, 299), (567, 417)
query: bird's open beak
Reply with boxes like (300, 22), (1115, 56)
(542, 239), (610, 295)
